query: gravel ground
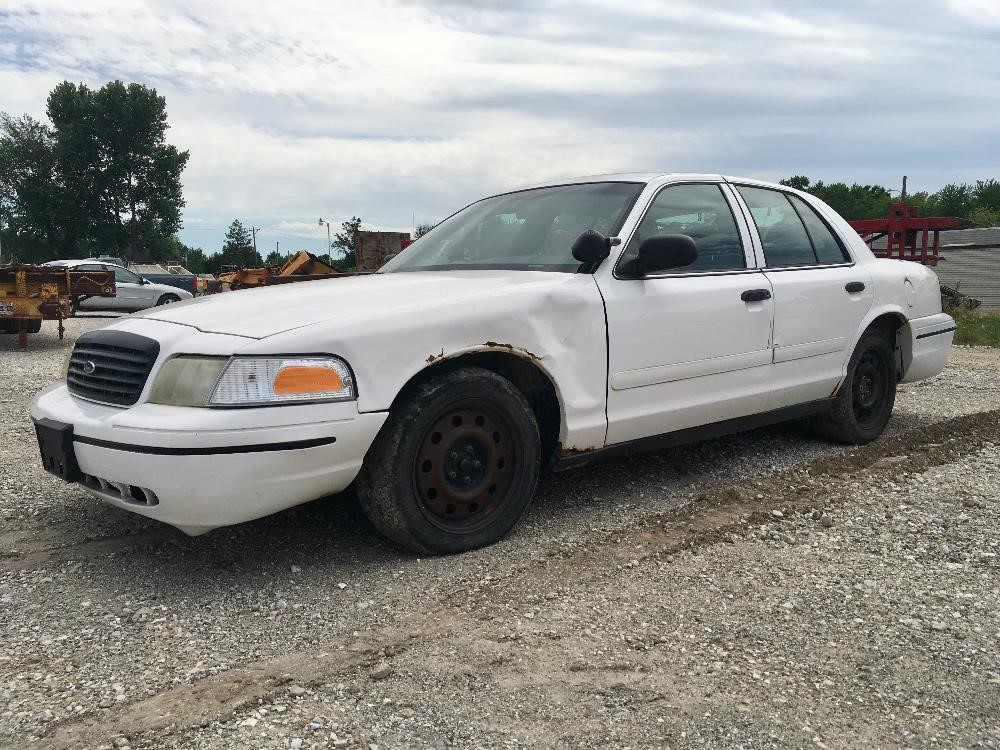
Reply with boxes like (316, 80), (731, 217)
(1, 317), (999, 749)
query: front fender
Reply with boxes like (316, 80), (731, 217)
(235, 275), (610, 452)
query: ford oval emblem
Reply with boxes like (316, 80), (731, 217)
(82, 360), (97, 375)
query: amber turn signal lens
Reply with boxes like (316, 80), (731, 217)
(273, 365), (344, 395)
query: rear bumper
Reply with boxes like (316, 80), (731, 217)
(901, 312), (955, 384)
(30, 383), (388, 534)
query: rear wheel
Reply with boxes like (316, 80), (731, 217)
(813, 328), (896, 444)
(357, 366), (541, 554)
(156, 294), (180, 306)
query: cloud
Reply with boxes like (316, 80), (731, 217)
(1, 0), (998, 254)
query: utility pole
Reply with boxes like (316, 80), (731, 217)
(275, 240), (279, 255)
(900, 176), (908, 204)
(318, 218), (331, 258)
(251, 226), (260, 256)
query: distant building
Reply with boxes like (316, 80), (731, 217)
(936, 228), (1000, 309)
(356, 231), (412, 272)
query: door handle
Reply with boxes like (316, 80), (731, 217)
(845, 281), (866, 293)
(741, 288), (771, 302)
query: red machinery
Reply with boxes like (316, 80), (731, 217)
(849, 203), (973, 266)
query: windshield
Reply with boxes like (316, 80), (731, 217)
(381, 182), (643, 273)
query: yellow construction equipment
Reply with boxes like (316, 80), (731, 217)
(1, 264), (116, 349)
(216, 250), (339, 290)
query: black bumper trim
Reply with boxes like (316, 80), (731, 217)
(915, 326), (957, 340)
(72, 434), (337, 456)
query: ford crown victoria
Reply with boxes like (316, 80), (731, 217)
(31, 174), (955, 553)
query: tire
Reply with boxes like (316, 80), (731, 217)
(26, 319), (42, 333)
(356, 366), (541, 554)
(813, 328), (896, 445)
(156, 294), (181, 306)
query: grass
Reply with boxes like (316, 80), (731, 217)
(952, 307), (1000, 347)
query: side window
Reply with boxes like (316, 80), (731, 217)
(112, 266), (142, 284)
(736, 186), (816, 267)
(74, 264), (102, 272)
(624, 183), (745, 272)
(787, 194), (850, 264)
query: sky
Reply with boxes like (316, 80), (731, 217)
(1, 0), (999, 258)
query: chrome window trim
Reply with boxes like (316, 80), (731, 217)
(636, 268), (766, 281)
(755, 261), (856, 272)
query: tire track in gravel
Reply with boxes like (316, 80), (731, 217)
(31, 408), (1000, 750)
(0, 524), (182, 573)
(0, 525), (178, 572)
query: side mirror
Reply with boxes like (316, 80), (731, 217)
(620, 234), (698, 276)
(571, 229), (611, 264)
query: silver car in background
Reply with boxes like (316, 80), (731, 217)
(44, 259), (193, 311)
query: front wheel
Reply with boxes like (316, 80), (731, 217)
(357, 366), (541, 554)
(813, 328), (896, 445)
(156, 294), (181, 306)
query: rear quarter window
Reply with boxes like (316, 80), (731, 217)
(787, 194), (851, 264)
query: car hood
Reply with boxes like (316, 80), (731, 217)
(132, 270), (584, 338)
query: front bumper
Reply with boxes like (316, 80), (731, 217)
(901, 312), (956, 384)
(31, 383), (388, 535)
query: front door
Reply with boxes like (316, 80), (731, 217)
(108, 265), (155, 310)
(732, 184), (873, 409)
(600, 182), (774, 445)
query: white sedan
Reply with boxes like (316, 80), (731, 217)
(31, 174), (954, 553)
(45, 259), (193, 311)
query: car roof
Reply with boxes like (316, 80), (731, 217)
(521, 172), (718, 189)
(45, 258), (125, 268)
(513, 173), (790, 192)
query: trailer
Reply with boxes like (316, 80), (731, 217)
(849, 202), (974, 267)
(0, 264), (116, 349)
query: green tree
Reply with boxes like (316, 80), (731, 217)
(414, 222), (436, 238)
(46, 80), (189, 259)
(778, 177), (892, 220)
(779, 175), (811, 191)
(333, 216), (361, 267)
(0, 114), (61, 262)
(180, 245), (210, 274)
(970, 205), (1000, 227)
(933, 183), (974, 218)
(973, 179), (1000, 212)
(902, 190), (940, 218)
(1, 80), (189, 261)
(218, 219), (261, 268)
(264, 249), (285, 267)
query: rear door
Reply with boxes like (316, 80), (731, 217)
(731, 184), (873, 409)
(600, 181), (774, 444)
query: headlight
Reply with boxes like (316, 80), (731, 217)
(148, 355), (355, 407)
(148, 356), (229, 406)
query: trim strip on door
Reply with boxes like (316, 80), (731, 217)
(611, 349), (772, 391)
(773, 337), (847, 364)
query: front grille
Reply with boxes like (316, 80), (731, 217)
(67, 330), (160, 406)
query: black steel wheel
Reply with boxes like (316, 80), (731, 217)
(414, 400), (520, 534)
(357, 366), (540, 554)
(813, 328), (896, 445)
